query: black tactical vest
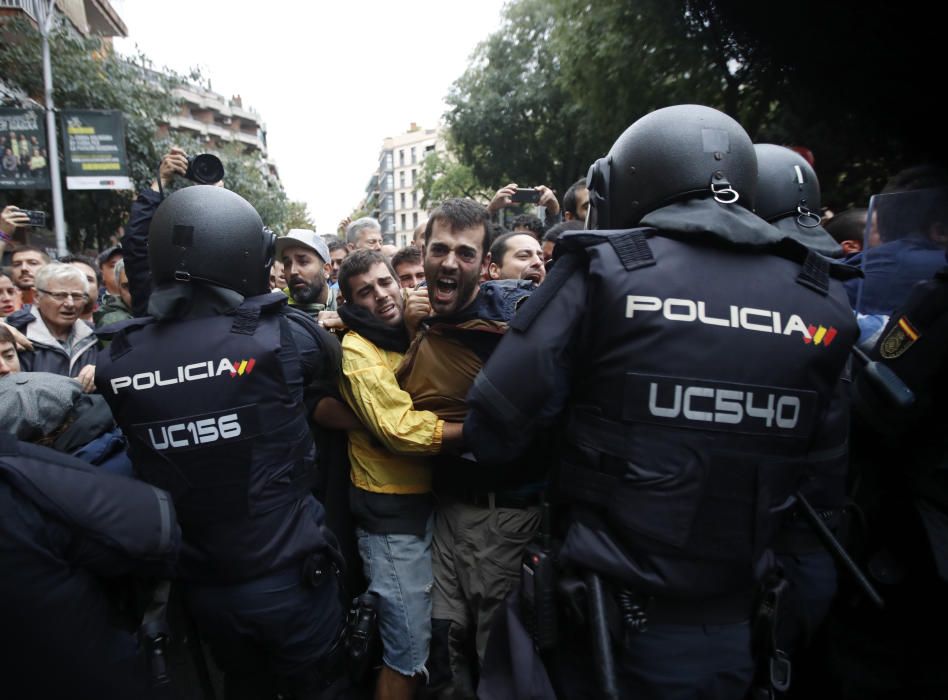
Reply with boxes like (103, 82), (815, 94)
(555, 228), (858, 598)
(96, 293), (315, 528)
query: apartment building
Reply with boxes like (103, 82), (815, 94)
(365, 123), (444, 248)
(0, 0), (126, 39)
(157, 84), (278, 180)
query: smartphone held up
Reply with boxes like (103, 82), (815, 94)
(510, 188), (541, 204)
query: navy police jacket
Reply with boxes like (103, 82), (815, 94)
(0, 435), (179, 698)
(96, 290), (337, 583)
(466, 199), (860, 600)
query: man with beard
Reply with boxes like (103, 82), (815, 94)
(487, 232), (546, 285)
(277, 228), (337, 316)
(328, 239), (349, 284)
(562, 177), (590, 222)
(396, 198), (543, 697)
(324, 238), (349, 307)
(9, 245), (49, 306)
(391, 246), (426, 289)
(336, 249), (464, 700)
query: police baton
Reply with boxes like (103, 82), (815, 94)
(585, 571), (620, 700)
(795, 491), (885, 610)
(139, 580), (175, 694)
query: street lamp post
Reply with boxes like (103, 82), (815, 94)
(39, 0), (67, 255)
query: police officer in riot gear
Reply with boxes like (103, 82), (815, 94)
(754, 143), (841, 257)
(96, 186), (345, 699)
(0, 434), (181, 699)
(465, 105), (859, 698)
(818, 180), (948, 699)
(754, 142), (850, 679)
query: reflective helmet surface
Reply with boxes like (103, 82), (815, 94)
(586, 104), (757, 229)
(754, 144), (822, 225)
(148, 186), (273, 297)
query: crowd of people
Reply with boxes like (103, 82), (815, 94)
(0, 103), (945, 700)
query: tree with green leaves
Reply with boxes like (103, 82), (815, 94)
(417, 150), (492, 209)
(445, 0), (926, 213)
(445, 0), (785, 201)
(284, 200), (315, 231)
(0, 16), (183, 251)
(445, 0), (585, 199)
(1, 16), (310, 248)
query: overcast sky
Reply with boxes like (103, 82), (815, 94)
(110, 0), (507, 234)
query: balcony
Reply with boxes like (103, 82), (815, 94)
(0, 0), (43, 22)
(0, 0), (128, 37)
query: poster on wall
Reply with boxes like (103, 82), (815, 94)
(0, 108), (51, 190)
(61, 109), (133, 190)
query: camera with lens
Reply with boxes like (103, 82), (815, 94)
(184, 153), (225, 185)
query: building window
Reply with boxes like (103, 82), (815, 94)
(400, 171), (406, 189)
(411, 147), (417, 164)
(412, 169), (417, 185)
(399, 150), (405, 166)
(412, 192), (418, 208)
(401, 214), (407, 230)
(401, 193), (406, 209)
(413, 212), (419, 228)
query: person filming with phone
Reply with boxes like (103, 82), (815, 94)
(487, 183), (561, 233)
(1, 206), (49, 305)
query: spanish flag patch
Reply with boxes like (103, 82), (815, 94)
(880, 315), (920, 359)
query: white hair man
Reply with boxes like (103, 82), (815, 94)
(3, 262), (96, 391)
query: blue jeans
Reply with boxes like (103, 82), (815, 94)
(356, 517), (433, 677)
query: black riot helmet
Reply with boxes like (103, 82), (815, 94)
(586, 104), (757, 229)
(754, 144), (822, 227)
(754, 144), (840, 255)
(148, 186), (275, 297)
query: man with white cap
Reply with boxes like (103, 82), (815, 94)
(277, 228), (337, 317)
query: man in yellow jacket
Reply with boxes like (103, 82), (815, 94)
(337, 249), (463, 700)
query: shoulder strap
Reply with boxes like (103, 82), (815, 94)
(607, 229), (657, 271)
(106, 316), (154, 361)
(230, 292), (288, 335)
(796, 249), (831, 296)
(512, 228), (655, 332)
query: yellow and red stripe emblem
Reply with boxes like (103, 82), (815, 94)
(804, 325), (838, 346)
(230, 358), (256, 376)
(897, 317), (919, 342)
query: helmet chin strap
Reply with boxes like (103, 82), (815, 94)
(711, 174), (740, 205)
(795, 203), (822, 228)
(587, 156), (612, 229)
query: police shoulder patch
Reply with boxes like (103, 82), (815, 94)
(880, 316), (920, 359)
